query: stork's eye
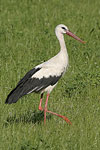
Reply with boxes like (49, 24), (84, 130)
(61, 27), (66, 30)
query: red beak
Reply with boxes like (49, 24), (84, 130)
(66, 30), (86, 44)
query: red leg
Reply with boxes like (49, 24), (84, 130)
(38, 93), (44, 111)
(44, 93), (49, 124)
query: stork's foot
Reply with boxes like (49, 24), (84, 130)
(60, 115), (72, 125)
(46, 110), (72, 125)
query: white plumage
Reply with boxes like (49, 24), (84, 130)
(32, 24), (69, 93)
(5, 24), (85, 125)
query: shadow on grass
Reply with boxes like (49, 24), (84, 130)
(4, 110), (51, 127)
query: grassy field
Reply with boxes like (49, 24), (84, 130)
(0, 0), (100, 149)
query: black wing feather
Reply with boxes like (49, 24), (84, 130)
(21, 75), (62, 94)
(17, 67), (41, 86)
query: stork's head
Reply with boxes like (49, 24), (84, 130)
(55, 24), (85, 44)
(55, 24), (69, 34)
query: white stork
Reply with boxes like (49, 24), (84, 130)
(5, 24), (85, 125)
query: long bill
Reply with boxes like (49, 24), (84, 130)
(66, 30), (86, 44)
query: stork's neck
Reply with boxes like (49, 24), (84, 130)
(56, 32), (67, 53)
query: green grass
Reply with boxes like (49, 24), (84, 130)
(0, 0), (100, 149)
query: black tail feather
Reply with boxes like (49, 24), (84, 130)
(5, 67), (42, 104)
(5, 85), (26, 104)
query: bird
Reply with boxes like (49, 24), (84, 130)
(5, 24), (85, 125)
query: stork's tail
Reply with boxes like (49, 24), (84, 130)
(5, 67), (42, 104)
(5, 86), (24, 104)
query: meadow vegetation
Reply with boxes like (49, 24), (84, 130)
(0, 0), (100, 149)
